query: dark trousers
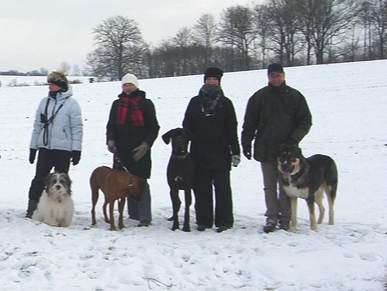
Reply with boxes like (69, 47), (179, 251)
(28, 148), (71, 201)
(260, 159), (290, 222)
(194, 168), (233, 228)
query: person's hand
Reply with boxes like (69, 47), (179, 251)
(71, 150), (81, 165)
(231, 155), (241, 167)
(243, 147), (251, 160)
(132, 142), (150, 162)
(107, 140), (117, 153)
(29, 149), (37, 164)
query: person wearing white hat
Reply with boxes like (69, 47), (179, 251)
(106, 73), (159, 226)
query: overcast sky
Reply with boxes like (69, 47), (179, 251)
(0, 0), (260, 73)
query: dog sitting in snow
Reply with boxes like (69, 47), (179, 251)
(277, 145), (338, 231)
(32, 172), (74, 227)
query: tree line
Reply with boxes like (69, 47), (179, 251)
(85, 0), (386, 80)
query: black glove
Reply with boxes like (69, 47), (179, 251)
(71, 150), (81, 165)
(29, 149), (37, 164)
(243, 147), (251, 160)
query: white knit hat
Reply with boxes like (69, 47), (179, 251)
(121, 73), (139, 88)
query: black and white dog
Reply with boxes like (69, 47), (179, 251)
(32, 172), (74, 227)
(277, 145), (338, 231)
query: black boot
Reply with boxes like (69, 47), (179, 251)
(263, 218), (277, 233)
(25, 199), (38, 218)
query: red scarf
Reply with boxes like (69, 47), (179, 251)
(116, 91), (145, 126)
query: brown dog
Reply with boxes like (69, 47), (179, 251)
(90, 166), (145, 230)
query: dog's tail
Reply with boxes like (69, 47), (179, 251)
(325, 158), (338, 202)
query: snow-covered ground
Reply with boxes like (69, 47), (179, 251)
(0, 60), (386, 290)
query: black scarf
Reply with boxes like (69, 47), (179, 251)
(198, 84), (224, 116)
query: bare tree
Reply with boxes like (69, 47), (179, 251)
(217, 5), (257, 69)
(266, 0), (303, 66)
(253, 4), (271, 67)
(297, 0), (359, 64)
(193, 13), (217, 64)
(368, 0), (387, 58)
(86, 15), (148, 80)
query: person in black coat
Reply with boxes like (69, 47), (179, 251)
(106, 73), (160, 226)
(183, 67), (240, 232)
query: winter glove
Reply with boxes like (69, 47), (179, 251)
(132, 142), (150, 162)
(242, 147), (252, 160)
(71, 150), (81, 165)
(29, 149), (37, 164)
(107, 140), (117, 153)
(231, 155), (241, 167)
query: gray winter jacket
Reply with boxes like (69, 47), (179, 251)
(30, 86), (83, 152)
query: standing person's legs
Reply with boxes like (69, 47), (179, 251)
(194, 169), (214, 229)
(127, 196), (139, 220)
(213, 169), (233, 229)
(27, 149), (54, 217)
(136, 182), (152, 226)
(278, 180), (291, 228)
(261, 159), (280, 231)
(52, 150), (71, 173)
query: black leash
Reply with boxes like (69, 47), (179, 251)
(41, 96), (69, 146)
(114, 155), (130, 174)
(114, 155), (135, 188)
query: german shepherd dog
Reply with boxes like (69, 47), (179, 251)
(277, 145), (338, 231)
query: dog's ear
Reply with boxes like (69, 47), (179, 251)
(44, 173), (53, 192)
(162, 129), (174, 144)
(64, 173), (72, 195)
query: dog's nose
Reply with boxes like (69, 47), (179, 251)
(55, 185), (61, 190)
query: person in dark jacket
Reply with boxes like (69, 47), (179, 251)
(241, 63), (312, 233)
(183, 67), (240, 233)
(106, 73), (160, 227)
(27, 71), (83, 218)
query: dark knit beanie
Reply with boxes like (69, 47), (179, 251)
(204, 67), (223, 82)
(47, 71), (68, 91)
(267, 63), (284, 74)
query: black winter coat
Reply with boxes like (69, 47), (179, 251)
(183, 93), (240, 171)
(106, 89), (160, 178)
(241, 82), (312, 162)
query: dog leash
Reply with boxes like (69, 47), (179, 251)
(114, 155), (130, 174)
(114, 155), (135, 188)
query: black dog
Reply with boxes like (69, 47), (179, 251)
(162, 128), (194, 232)
(277, 145), (338, 231)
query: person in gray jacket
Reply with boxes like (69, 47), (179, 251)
(26, 71), (83, 218)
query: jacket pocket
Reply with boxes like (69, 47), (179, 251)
(63, 128), (69, 140)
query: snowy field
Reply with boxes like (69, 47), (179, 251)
(0, 60), (386, 290)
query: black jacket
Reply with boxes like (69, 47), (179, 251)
(241, 83), (312, 162)
(183, 93), (240, 171)
(106, 89), (160, 178)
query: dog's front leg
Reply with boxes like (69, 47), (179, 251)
(290, 198), (298, 231)
(307, 197), (317, 230)
(182, 189), (192, 232)
(170, 188), (180, 231)
(118, 197), (126, 229)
